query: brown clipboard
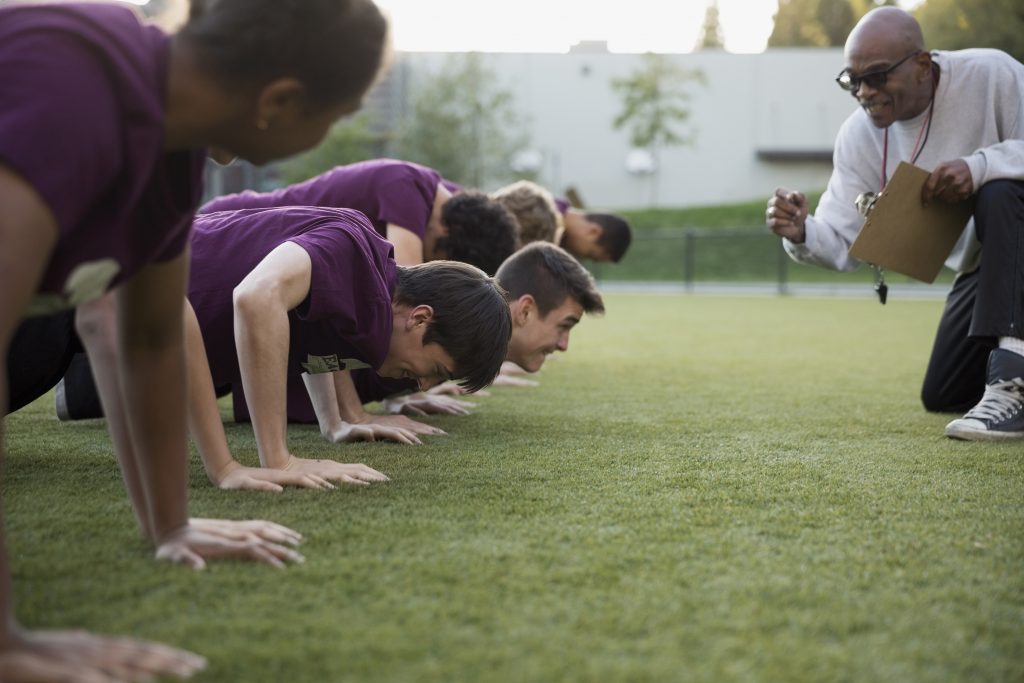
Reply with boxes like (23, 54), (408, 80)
(848, 161), (974, 283)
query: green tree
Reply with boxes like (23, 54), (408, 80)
(696, 0), (725, 50)
(769, 0), (830, 47)
(817, 0), (856, 46)
(395, 53), (529, 189)
(275, 113), (381, 185)
(915, 0), (1024, 62)
(769, 0), (890, 47)
(611, 54), (704, 205)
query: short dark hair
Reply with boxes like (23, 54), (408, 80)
(394, 261), (511, 393)
(495, 242), (604, 317)
(438, 191), (519, 276)
(588, 213), (632, 263)
(178, 0), (389, 108)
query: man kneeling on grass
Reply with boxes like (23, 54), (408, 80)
(52, 205), (512, 490)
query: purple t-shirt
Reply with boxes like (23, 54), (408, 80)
(201, 158), (441, 241)
(188, 206), (397, 388)
(0, 3), (205, 316)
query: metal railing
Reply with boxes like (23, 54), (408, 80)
(589, 227), (792, 292)
(680, 228), (791, 295)
(589, 227), (950, 300)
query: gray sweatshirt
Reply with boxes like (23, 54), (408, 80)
(785, 48), (1024, 275)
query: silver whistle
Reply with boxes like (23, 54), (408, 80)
(855, 191), (879, 218)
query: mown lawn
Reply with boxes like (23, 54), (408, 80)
(4, 293), (1022, 682)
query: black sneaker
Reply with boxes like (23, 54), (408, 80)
(945, 348), (1024, 441)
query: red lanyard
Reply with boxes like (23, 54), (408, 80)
(879, 71), (938, 191)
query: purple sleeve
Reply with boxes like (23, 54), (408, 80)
(0, 35), (121, 235)
(287, 218), (395, 367)
(373, 167), (441, 240)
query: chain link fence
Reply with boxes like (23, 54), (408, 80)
(588, 227), (951, 298)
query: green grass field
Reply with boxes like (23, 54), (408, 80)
(5, 293), (1022, 682)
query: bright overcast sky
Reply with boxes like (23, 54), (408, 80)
(374, 0), (924, 54)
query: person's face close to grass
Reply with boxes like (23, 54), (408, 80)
(379, 303), (457, 391)
(562, 215), (611, 262)
(506, 294), (583, 373)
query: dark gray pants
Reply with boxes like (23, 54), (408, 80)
(5, 310), (79, 415)
(921, 179), (1024, 413)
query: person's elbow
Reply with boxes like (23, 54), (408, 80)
(232, 282), (274, 322)
(74, 292), (117, 347)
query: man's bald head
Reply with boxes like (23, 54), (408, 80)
(841, 6), (934, 127)
(845, 7), (924, 62)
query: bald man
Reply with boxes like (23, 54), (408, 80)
(765, 7), (1024, 441)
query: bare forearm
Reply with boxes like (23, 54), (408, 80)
(333, 370), (373, 423)
(75, 297), (153, 538)
(234, 297), (292, 468)
(183, 300), (238, 485)
(113, 254), (192, 545)
(232, 242), (313, 470)
(0, 164), (60, 639)
(117, 328), (189, 542)
(302, 371), (345, 438)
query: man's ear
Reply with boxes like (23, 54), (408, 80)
(254, 78), (306, 128)
(406, 303), (435, 330)
(913, 51), (934, 83)
(511, 294), (535, 326)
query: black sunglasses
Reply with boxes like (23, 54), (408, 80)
(835, 50), (921, 93)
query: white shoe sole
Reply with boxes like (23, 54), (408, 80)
(945, 421), (1024, 441)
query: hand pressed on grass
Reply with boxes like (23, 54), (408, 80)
(0, 628), (207, 682)
(384, 393), (476, 417)
(354, 412), (447, 436)
(326, 421), (422, 445)
(283, 455), (390, 486)
(214, 458), (334, 492)
(155, 520), (305, 570)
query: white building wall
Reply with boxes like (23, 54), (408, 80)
(399, 48), (859, 210)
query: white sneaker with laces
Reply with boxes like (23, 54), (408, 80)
(945, 349), (1024, 441)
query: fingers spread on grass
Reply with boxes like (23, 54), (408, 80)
(379, 427), (421, 445)
(155, 523), (306, 569)
(346, 463), (390, 482)
(283, 458), (389, 487)
(190, 519), (304, 546)
(367, 414), (446, 436)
